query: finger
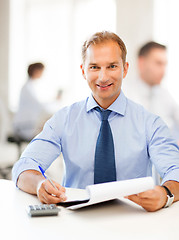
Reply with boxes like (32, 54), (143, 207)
(126, 195), (153, 211)
(127, 194), (142, 205)
(54, 183), (66, 193)
(137, 189), (156, 199)
(39, 192), (53, 204)
(39, 186), (67, 204)
(127, 194), (155, 205)
(139, 201), (161, 212)
(44, 185), (67, 201)
(37, 180), (67, 203)
(43, 180), (66, 198)
(61, 186), (66, 193)
(42, 191), (67, 204)
(39, 194), (47, 204)
(37, 188), (47, 204)
(126, 188), (157, 200)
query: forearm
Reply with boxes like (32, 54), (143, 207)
(17, 170), (45, 195)
(163, 180), (179, 202)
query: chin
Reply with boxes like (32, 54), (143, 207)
(97, 92), (113, 99)
(155, 81), (162, 85)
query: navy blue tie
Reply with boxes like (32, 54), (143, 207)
(94, 107), (116, 184)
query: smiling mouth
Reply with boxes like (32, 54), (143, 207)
(97, 83), (113, 89)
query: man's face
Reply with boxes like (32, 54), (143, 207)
(81, 40), (129, 109)
(138, 48), (167, 86)
(32, 69), (44, 79)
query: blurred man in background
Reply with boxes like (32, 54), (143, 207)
(124, 42), (179, 141)
(13, 63), (53, 141)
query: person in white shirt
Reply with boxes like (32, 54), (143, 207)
(124, 41), (179, 141)
(13, 63), (53, 141)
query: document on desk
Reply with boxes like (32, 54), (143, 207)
(58, 177), (154, 210)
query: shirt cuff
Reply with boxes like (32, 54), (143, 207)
(161, 168), (179, 185)
(12, 158), (41, 186)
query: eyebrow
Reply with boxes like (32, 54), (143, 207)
(89, 63), (97, 66)
(109, 62), (119, 65)
(89, 61), (119, 65)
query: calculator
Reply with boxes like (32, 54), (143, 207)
(27, 204), (60, 217)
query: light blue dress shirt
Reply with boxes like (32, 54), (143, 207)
(12, 91), (179, 189)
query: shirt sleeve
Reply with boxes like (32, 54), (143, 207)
(147, 115), (179, 185)
(12, 111), (63, 185)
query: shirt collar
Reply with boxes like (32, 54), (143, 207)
(86, 90), (127, 116)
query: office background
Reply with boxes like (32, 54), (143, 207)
(1, 0), (179, 111)
(0, 0), (179, 180)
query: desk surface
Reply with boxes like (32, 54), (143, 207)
(1, 179), (178, 240)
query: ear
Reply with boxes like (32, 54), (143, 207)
(80, 64), (86, 80)
(123, 62), (129, 79)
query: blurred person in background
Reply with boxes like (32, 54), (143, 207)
(124, 42), (179, 142)
(13, 62), (61, 141)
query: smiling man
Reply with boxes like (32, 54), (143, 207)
(81, 39), (128, 109)
(12, 31), (179, 212)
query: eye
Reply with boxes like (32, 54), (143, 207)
(109, 64), (117, 69)
(90, 66), (99, 70)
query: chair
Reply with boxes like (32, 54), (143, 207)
(7, 135), (30, 158)
(0, 99), (29, 179)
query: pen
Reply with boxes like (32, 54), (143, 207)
(38, 165), (58, 191)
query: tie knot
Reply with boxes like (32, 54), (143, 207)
(95, 107), (111, 121)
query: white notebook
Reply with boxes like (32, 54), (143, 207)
(58, 177), (155, 210)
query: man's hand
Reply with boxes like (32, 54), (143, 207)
(37, 179), (67, 204)
(125, 186), (167, 212)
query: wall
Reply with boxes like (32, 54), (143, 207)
(0, 0), (10, 107)
(0, 0), (155, 110)
(116, 0), (154, 86)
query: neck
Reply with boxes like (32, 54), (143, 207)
(93, 92), (120, 110)
(139, 74), (155, 87)
(30, 76), (39, 80)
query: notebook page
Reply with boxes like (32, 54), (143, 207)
(68, 177), (154, 210)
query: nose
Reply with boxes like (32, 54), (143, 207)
(98, 68), (109, 82)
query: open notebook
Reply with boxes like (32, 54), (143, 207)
(58, 177), (155, 210)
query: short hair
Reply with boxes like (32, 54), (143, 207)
(27, 62), (45, 77)
(138, 41), (166, 57)
(82, 31), (127, 66)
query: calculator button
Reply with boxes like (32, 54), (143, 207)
(50, 204), (55, 209)
(35, 206), (40, 210)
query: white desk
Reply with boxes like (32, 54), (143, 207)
(1, 179), (178, 240)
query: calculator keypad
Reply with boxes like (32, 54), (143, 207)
(27, 204), (60, 217)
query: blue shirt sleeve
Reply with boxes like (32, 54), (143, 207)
(12, 112), (63, 185)
(147, 115), (179, 184)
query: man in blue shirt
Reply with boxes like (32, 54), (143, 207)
(12, 31), (179, 212)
